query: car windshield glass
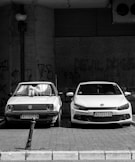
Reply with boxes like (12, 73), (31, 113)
(14, 83), (55, 96)
(77, 84), (122, 95)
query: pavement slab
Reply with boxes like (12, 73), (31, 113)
(0, 150), (135, 161)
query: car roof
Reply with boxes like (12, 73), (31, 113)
(18, 81), (54, 85)
(79, 81), (117, 85)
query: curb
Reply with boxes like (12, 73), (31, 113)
(1, 150), (135, 160)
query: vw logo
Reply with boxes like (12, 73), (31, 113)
(28, 105), (32, 109)
(100, 103), (104, 107)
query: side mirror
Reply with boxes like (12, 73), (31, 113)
(65, 92), (74, 102)
(58, 92), (63, 95)
(124, 91), (131, 96)
(66, 92), (74, 97)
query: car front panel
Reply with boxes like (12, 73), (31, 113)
(5, 104), (59, 122)
(71, 104), (132, 124)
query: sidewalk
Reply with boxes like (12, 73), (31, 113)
(0, 116), (135, 160)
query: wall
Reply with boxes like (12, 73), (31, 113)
(25, 5), (55, 83)
(55, 9), (135, 90)
(55, 9), (135, 37)
(0, 5), (11, 114)
(8, 4), (55, 91)
(55, 37), (135, 90)
(9, 4), (55, 87)
(0, 4), (55, 114)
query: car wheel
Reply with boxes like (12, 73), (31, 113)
(123, 123), (131, 127)
(70, 121), (77, 128)
(54, 109), (62, 127)
(4, 118), (10, 128)
(120, 123), (131, 127)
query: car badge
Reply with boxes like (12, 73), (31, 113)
(100, 103), (104, 107)
(28, 105), (32, 109)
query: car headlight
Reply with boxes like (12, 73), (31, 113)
(117, 103), (129, 110)
(6, 105), (14, 112)
(45, 104), (54, 110)
(73, 103), (83, 110)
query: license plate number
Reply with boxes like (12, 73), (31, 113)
(94, 112), (112, 117)
(20, 114), (39, 119)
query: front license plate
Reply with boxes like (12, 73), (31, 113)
(20, 114), (39, 119)
(94, 112), (112, 117)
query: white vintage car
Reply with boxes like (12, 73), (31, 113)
(67, 81), (132, 126)
(5, 81), (62, 126)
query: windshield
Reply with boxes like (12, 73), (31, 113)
(77, 84), (122, 95)
(14, 83), (56, 96)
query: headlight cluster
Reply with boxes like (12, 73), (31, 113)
(6, 105), (14, 112)
(73, 103), (83, 110)
(45, 104), (54, 110)
(73, 103), (130, 111)
(117, 103), (129, 110)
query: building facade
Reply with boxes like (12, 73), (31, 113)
(0, 2), (135, 113)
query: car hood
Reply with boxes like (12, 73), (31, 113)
(74, 95), (128, 107)
(7, 96), (58, 105)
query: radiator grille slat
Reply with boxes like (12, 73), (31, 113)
(13, 104), (50, 111)
(78, 107), (117, 111)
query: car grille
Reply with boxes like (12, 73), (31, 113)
(78, 107), (117, 111)
(12, 104), (52, 111)
(74, 114), (130, 122)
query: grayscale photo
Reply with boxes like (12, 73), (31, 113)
(0, 0), (135, 161)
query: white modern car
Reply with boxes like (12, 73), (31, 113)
(5, 81), (62, 126)
(67, 81), (132, 126)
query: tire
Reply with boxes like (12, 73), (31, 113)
(0, 117), (7, 128)
(70, 121), (77, 128)
(123, 123), (131, 127)
(4, 118), (10, 128)
(120, 123), (131, 127)
(54, 109), (62, 127)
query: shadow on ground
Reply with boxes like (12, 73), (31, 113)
(0, 116), (126, 129)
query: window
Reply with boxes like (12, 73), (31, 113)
(77, 84), (121, 95)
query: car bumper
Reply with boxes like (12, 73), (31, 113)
(71, 108), (132, 124)
(5, 111), (59, 123)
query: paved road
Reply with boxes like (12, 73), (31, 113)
(0, 116), (135, 151)
(0, 115), (135, 160)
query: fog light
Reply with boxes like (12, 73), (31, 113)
(122, 114), (130, 120)
(6, 105), (13, 112)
